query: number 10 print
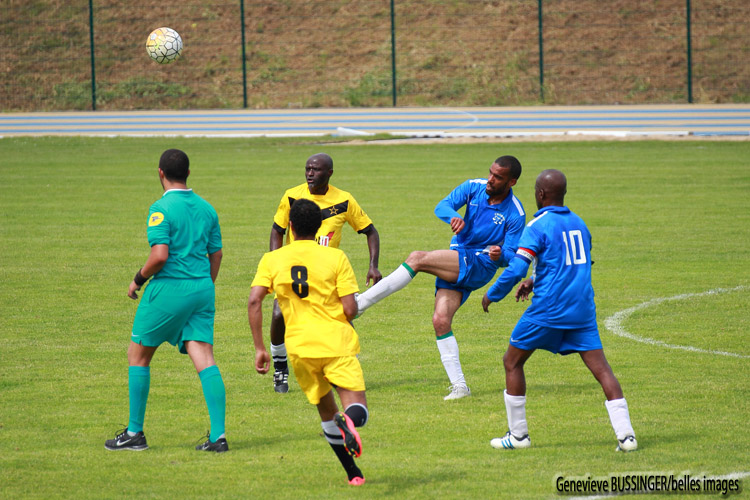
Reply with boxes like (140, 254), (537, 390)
(562, 230), (587, 265)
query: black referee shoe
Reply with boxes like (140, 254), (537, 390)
(196, 436), (229, 453)
(105, 428), (148, 451)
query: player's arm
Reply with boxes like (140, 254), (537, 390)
(270, 223), (284, 251)
(247, 285), (271, 374)
(208, 249), (222, 283)
(271, 191), (291, 250)
(499, 216), (526, 267)
(340, 293), (358, 322)
(359, 225), (382, 286)
(336, 252), (360, 321)
(481, 249), (533, 312)
(434, 181), (470, 234)
(128, 244), (168, 299)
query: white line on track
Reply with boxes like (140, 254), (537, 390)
(446, 108), (479, 132)
(603, 286), (749, 359)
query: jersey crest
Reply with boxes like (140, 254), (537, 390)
(492, 213), (506, 225)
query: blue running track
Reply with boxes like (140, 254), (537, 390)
(1, 105), (748, 137)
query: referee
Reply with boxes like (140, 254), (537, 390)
(105, 149), (228, 453)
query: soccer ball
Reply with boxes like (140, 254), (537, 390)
(146, 27), (182, 64)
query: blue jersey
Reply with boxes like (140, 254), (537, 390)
(434, 180), (526, 267)
(486, 206), (597, 329)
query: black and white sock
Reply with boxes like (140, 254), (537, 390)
(321, 419), (362, 481)
(270, 343), (287, 372)
(344, 403), (369, 427)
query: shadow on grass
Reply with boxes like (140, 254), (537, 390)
(372, 470), (456, 495)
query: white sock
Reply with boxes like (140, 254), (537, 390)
(321, 419), (344, 445)
(356, 263), (415, 312)
(605, 398), (635, 440)
(270, 343), (287, 363)
(436, 334), (466, 387)
(504, 389), (529, 437)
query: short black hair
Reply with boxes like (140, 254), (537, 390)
(159, 149), (189, 182)
(290, 199), (322, 238)
(495, 155), (522, 180)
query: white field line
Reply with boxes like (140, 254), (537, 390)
(603, 286), (749, 359)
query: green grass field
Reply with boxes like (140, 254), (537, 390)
(1, 137), (748, 499)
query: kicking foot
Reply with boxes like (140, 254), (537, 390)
(443, 384), (471, 401)
(334, 412), (362, 458)
(616, 435), (637, 452)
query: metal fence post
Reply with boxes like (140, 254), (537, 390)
(390, 0), (397, 107)
(240, 0), (248, 108)
(88, 0), (96, 110)
(538, 0), (544, 102)
(686, 0), (693, 104)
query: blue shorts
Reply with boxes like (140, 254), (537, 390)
(509, 316), (602, 355)
(435, 247), (499, 305)
(131, 277), (215, 354)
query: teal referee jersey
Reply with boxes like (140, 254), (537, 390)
(133, 189), (222, 352)
(146, 189), (222, 279)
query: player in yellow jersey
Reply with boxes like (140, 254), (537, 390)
(268, 153), (381, 393)
(249, 199), (369, 486)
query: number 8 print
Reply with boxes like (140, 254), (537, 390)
(291, 266), (309, 298)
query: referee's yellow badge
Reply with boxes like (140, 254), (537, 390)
(148, 212), (165, 227)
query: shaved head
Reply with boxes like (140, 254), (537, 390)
(307, 153), (333, 170)
(305, 153), (334, 194)
(534, 169), (567, 209)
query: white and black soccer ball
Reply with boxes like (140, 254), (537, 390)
(146, 27), (182, 64)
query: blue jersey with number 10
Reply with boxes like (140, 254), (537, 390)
(486, 205), (597, 328)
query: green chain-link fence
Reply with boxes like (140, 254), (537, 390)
(1, 0), (748, 111)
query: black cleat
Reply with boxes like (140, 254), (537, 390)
(273, 368), (289, 393)
(196, 434), (229, 453)
(105, 428), (148, 451)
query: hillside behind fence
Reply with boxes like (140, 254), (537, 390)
(1, 0), (748, 111)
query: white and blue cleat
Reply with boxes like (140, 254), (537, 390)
(491, 431), (531, 450)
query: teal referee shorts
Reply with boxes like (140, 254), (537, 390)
(131, 277), (215, 354)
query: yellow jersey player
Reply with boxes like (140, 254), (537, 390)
(249, 199), (369, 486)
(268, 153), (381, 393)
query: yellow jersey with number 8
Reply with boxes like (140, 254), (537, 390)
(251, 240), (360, 358)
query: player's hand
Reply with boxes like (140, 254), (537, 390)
(487, 245), (502, 261)
(128, 281), (141, 300)
(255, 349), (270, 374)
(515, 278), (534, 302)
(366, 266), (382, 287)
(481, 293), (493, 312)
(450, 217), (465, 235)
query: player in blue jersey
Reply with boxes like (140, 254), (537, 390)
(356, 156), (526, 400)
(105, 149), (228, 453)
(482, 169), (637, 452)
